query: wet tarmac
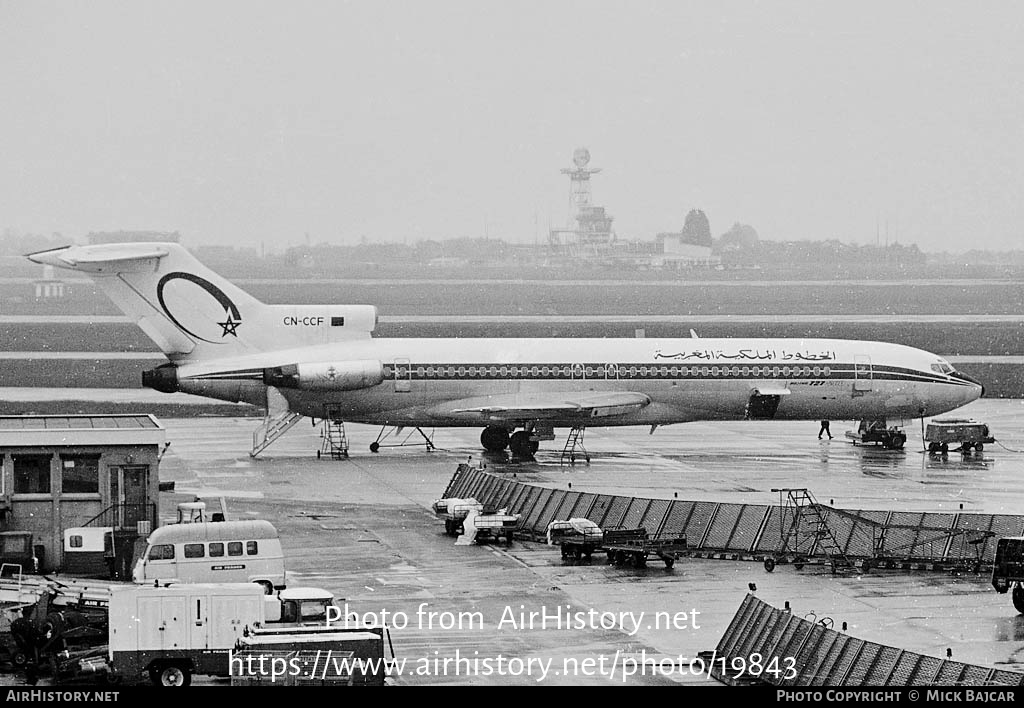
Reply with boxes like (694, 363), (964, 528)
(138, 398), (1024, 684)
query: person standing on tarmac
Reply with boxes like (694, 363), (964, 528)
(818, 420), (832, 439)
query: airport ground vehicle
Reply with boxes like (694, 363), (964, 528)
(925, 418), (994, 453)
(132, 519), (285, 592)
(49, 583), (361, 685)
(991, 537), (1024, 612)
(549, 521), (686, 568)
(844, 419), (907, 450)
(432, 498), (519, 543)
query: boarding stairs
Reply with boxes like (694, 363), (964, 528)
(251, 411), (303, 457)
(319, 416), (350, 459)
(777, 488), (856, 573)
(560, 426), (590, 465)
(251, 387), (303, 457)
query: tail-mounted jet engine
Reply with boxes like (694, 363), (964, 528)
(263, 360), (385, 391)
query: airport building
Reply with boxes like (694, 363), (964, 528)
(0, 415), (166, 575)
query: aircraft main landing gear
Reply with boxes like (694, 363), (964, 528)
(509, 430), (539, 460)
(480, 426), (510, 452)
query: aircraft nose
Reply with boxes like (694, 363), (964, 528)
(952, 371), (985, 399)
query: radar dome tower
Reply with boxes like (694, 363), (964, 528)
(549, 148), (615, 256)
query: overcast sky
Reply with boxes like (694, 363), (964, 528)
(1, 1), (1022, 252)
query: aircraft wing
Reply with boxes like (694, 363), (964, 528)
(447, 391), (651, 422)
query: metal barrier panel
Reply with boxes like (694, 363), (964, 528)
(553, 491), (582, 523)
(934, 661), (969, 684)
(685, 502), (720, 549)
(640, 498), (672, 537)
(910, 655), (943, 685)
(569, 493), (598, 520)
(714, 596), (1024, 687)
(843, 642), (882, 685)
(621, 497), (651, 531)
(842, 510), (889, 557)
(715, 593), (760, 657)
(765, 615), (805, 668)
(506, 484), (529, 514)
(722, 598), (777, 659)
(602, 495), (633, 530)
(704, 503), (744, 550)
(887, 652), (922, 686)
(515, 486), (543, 521)
(727, 505), (770, 553)
(754, 506), (792, 554)
(882, 512), (926, 559)
(986, 515), (1024, 563)
(807, 633), (852, 686)
(825, 511), (859, 555)
(586, 495), (617, 526)
(490, 480), (512, 508)
(960, 664), (995, 686)
(827, 638), (865, 684)
(522, 488), (555, 531)
(463, 472), (490, 499)
(449, 469), (480, 498)
(660, 501), (695, 537)
(949, 514), (998, 563)
(787, 623), (832, 686)
(481, 476), (505, 504)
(861, 645), (900, 686)
(535, 490), (569, 532)
(912, 513), (957, 560)
(988, 668), (1024, 687)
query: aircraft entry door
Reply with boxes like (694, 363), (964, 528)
(394, 358), (412, 393)
(854, 355), (872, 392)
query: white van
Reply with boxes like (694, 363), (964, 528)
(132, 519), (285, 592)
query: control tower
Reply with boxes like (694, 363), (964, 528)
(549, 148), (615, 256)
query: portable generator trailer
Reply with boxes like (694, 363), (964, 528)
(925, 418), (994, 453)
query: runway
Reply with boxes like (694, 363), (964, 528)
(148, 398), (1024, 684)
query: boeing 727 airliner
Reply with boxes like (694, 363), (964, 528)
(28, 243), (983, 458)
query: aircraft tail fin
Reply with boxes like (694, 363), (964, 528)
(27, 243), (376, 362)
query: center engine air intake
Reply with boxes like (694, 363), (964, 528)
(263, 360), (385, 391)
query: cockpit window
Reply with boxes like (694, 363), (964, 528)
(930, 362), (955, 374)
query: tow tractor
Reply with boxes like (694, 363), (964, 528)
(844, 419), (907, 450)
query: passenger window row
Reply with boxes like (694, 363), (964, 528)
(149, 540), (259, 560)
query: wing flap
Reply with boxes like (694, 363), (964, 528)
(448, 391), (651, 421)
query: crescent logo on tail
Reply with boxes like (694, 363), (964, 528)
(157, 272), (242, 343)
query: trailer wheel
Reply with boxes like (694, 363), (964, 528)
(763, 557), (776, 573)
(663, 558), (675, 570)
(1013, 586), (1024, 614)
(151, 663), (191, 687)
(975, 443), (984, 452)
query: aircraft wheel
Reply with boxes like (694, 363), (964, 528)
(481, 426), (510, 452)
(369, 442), (380, 453)
(509, 431), (537, 457)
